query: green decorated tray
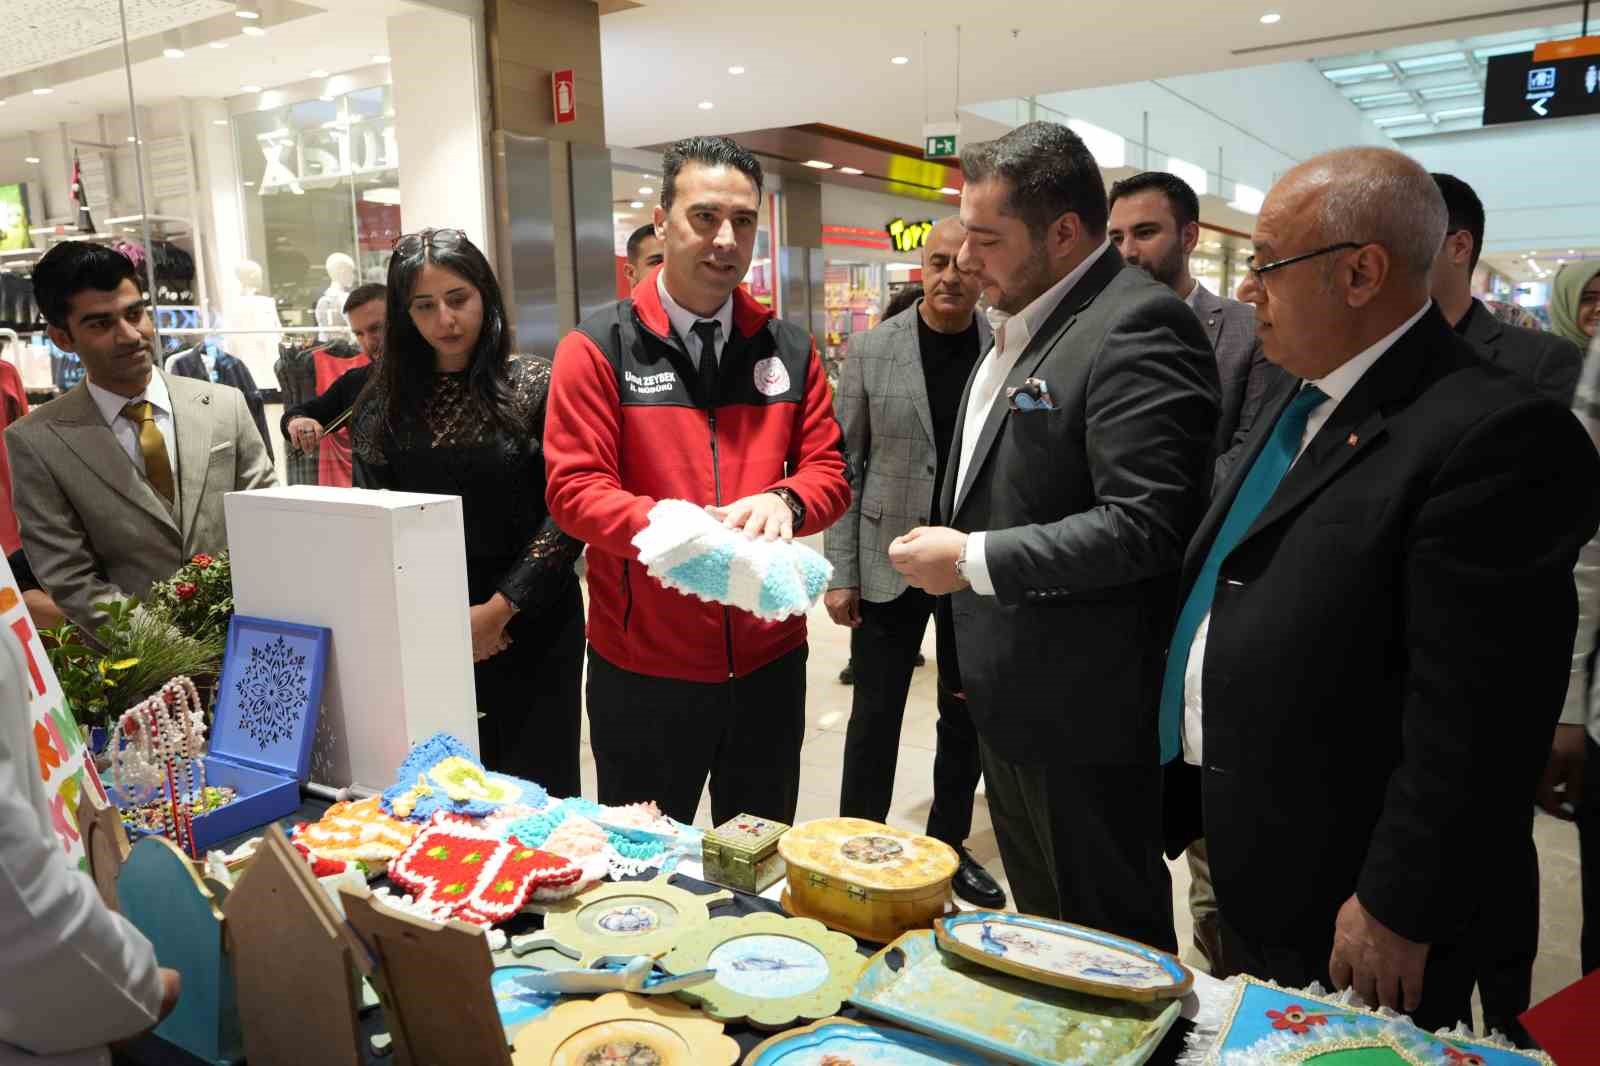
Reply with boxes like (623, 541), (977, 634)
(534, 875), (733, 965)
(659, 911), (865, 1030)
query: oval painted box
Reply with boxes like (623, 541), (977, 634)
(776, 817), (959, 944)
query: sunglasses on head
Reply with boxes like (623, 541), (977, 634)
(392, 228), (469, 255)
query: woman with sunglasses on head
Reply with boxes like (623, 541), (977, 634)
(351, 229), (583, 793)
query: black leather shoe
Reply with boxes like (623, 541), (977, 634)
(952, 850), (1006, 909)
(839, 662), (854, 685)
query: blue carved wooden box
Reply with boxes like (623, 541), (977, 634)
(113, 616), (329, 853)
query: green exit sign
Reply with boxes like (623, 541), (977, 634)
(925, 134), (958, 160)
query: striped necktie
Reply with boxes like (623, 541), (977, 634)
(1157, 384), (1328, 763)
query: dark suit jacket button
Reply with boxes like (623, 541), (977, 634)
(926, 464), (935, 474)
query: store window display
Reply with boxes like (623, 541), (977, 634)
(316, 253), (358, 341)
(224, 260), (284, 390)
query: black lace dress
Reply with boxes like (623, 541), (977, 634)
(351, 356), (584, 792)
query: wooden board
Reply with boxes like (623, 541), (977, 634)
(340, 884), (511, 1066)
(75, 778), (129, 912)
(223, 825), (364, 1066)
(117, 835), (243, 1064)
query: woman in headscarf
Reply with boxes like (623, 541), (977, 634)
(1551, 261), (1600, 349)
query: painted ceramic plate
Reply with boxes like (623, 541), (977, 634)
(509, 991), (738, 1066)
(934, 911), (1193, 1002)
(538, 875), (734, 964)
(659, 912), (865, 1030)
(490, 966), (563, 1042)
(744, 1017), (994, 1065)
(852, 931), (1181, 1066)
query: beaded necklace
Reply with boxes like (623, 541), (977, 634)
(111, 677), (208, 856)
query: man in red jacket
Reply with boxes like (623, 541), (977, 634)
(545, 136), (850, 825)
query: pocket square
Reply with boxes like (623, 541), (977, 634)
(1007, 377), (1056, 412)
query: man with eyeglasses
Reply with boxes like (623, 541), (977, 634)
(1162, 147), (1600, 1031)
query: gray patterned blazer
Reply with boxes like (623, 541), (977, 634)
(824, 302), (992, 603)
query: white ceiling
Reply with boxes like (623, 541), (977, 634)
(1483, 248), (1600, 285)
(0, 0), (417, 142)
(1, 0), (233, 80)
(597, 0), (1579, 149)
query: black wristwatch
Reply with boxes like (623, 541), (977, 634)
(770, 487), (806, 531)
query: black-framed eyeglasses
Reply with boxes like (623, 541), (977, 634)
(1244, 241), (1369, 278)
(393, 228), (469, 255)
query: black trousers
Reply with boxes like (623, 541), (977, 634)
(978, 738), (1177, 953)
(473, 582), (584, 796)
(1582, 734), (1600, 975)
(1219, 913), (1475, 1034)
(586, 644), (808, 826)
(839, 587), (981, 848)
(1470, 822), (1539, 1044)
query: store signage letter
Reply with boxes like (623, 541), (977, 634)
(887, 218), (935, 253)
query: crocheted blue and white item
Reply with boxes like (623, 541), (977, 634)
(379, 732), (548, 822)
(631, 498), (832, 622)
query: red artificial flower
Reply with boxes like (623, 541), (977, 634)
(191, 554), (214, 569)
(1443, 1049), (1486, 1066)
(1266, 1005), (1329, 1035)
(174, 581), (198, 601)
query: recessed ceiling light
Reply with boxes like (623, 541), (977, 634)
(210, 41), (228, 49)
(24, 156), (39, 164)
(629, 200), (644, 209)
(1569, 249), (1577, 254)
(728, 65), (745, 75)
(838, 166), (863, 176)
(891, 56), (910, 65)
(1259, 11), (1281, 24)
(242, 25), (265, 36)
(212, 119), (229, 126)
(241, 84), (262, 93)
(939, 186), (960, 195)
(243, 180), (256, 186)
(697, 100), (714, 110)
(803, 160), (834, 169)
(638, 185), (653, 195)
(235, 7), (261, 18)
(308, 69), (329, 78)
(163, 48), (185, 59)
(371, 54), (390, 64)
(126, 136), (137, 142)
(318, 95), (333, 103)
(33, 87), (53, 95)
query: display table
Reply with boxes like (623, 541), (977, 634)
(115, 796), (1222, 1066)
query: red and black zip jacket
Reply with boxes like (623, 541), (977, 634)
(544, 269), (850, 683)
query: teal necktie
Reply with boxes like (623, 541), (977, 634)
(1158, 384), (1328, 763)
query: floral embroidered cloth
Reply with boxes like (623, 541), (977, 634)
(387, 812), (584, 927)
(1182, 976), (1555, 1065)
(292, 796), (419, 862)
(631, 498), (832, 622)
(380, 732), (549, 821)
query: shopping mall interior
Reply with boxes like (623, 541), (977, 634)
(3, 0), (1599, 1059)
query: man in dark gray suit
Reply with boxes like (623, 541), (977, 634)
(1431, 173), (1582, 405)
(1109, 171), (1282, 491)
(824, 217), (1004, 909)
(1428, 171), (1583, 1044)
(889, 122), (1218, 949)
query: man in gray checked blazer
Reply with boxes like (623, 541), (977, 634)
(1110, 172), (1284, 492)
(823, 217), (1005, 909)
(8, 242), (276, 631)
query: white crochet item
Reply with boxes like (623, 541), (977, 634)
(631, 498), (832, 622)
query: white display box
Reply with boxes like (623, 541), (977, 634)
(225, 486), (478, 792)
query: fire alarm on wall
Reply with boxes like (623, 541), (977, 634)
(552, 69), (576, 124)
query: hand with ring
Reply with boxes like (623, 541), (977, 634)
(286, 416), (323, 454)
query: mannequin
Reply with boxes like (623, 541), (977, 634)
(315, 253), (357, 342)
(226, 260), (284, 388)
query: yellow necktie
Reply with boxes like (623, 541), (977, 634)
(121, 400), (175, 504)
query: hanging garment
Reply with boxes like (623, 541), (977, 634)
(311, 346), (371, 487)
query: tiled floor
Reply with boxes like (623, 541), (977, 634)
(573, 571), (1589, 1018)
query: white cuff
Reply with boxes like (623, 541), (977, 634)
(965, 531), (995, 596)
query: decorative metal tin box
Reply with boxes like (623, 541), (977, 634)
(701, 813), (789, 893)
(778, 817), (959, 944)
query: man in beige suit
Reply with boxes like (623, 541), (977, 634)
(7, 242), (276, 629)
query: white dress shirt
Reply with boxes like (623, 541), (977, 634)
(1180, 301), (1432, 765)
(657, 271), (733, 364)
(1183, 278), (1204, 310)
(958, 239), (1112, 596)
(85, 370), (179, 505)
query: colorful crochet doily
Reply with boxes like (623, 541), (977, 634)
(292, 796), (420, 862)
(387, 812), (583, 927)
(380, 733), (549, 822)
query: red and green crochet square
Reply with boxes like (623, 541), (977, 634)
(390, 812), (581, 927)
